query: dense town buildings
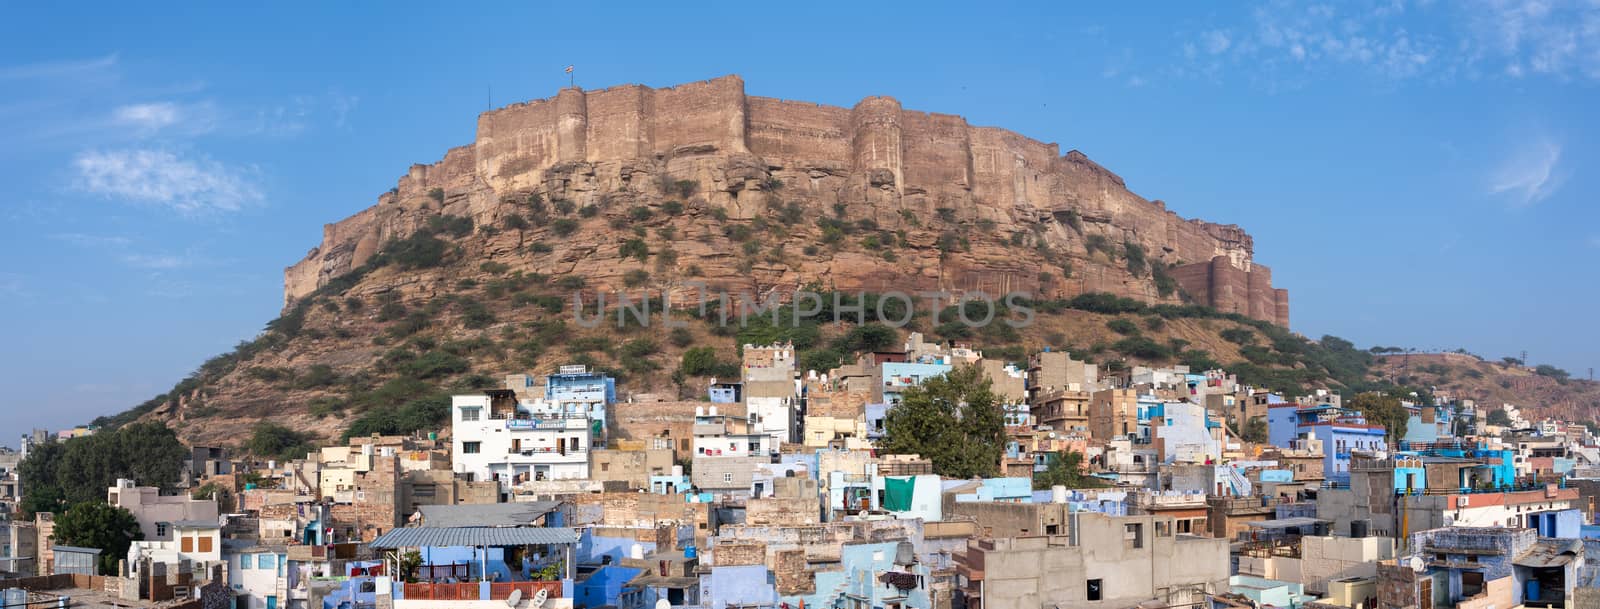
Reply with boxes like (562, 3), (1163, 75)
(8, 340), (1600, 609)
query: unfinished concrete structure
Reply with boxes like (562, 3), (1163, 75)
(956, 512), (1228, 609)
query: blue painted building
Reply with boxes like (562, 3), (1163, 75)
(865, 403), (890, 440)
(1268, 403), (1386, 483)
(880, 362), (952, 405)
(708, 382), (742, 404)
(700, 564), (777, 609)
(779, 542), (932, 609)
(577, 565), (644, 608)
(542, 366), (617, 443)
(952, 478), (1033, 503)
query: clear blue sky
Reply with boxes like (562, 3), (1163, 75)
(2, 1), (1596, 444)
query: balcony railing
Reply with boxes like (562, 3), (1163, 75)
(400, 581), (562, 602)
(507, 447), (588, 456)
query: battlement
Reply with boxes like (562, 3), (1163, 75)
(284, 74), (1285, 324)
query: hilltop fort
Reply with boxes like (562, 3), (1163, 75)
(285, 75), (1287, 326)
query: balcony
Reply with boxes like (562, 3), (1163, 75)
(399, 581), (563, 602)
(504, 416), (590, 432)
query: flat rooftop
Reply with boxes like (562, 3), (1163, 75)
(4, 587), (168, 609)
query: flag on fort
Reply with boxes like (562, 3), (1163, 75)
(564, 65), (573, 73)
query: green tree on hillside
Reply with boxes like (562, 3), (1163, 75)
(247, 423), (317, 460)
(52, 502), (143, 575)
(1486, 408), (1513, 427)
(1348, 392), (1407, 444)
(880, 365), (1005, 479)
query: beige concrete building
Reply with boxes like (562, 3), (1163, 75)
(1090, 388), (1140, 441)
(1026, 351), (1097, 401)
(107, 479), (219, 542)
(957, 512), (1229, 609)
(588, 448), (675, 490)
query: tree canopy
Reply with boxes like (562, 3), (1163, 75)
(53, 501), (143, 575)
(879, 364), (1005, 479)
(1032, 450), (1102, 490)
(1348, 392), (1407, 444)
(18, 422), (188, 517)
(247, 422), (318, 460)
(1486, 408), (1513, 427)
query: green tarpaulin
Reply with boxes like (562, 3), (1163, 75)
(883, 476), (915, 512)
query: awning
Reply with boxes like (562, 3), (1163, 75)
(1514, 539), (1581, 568)
(1243, 517), (1328, 530)
(368, 527), (579, 549)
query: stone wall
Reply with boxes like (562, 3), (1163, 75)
(1171, 255), (1290, 327)
(283, 75), (1283, 326)
(746, 497), (820, 527)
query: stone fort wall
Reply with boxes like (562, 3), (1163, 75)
(285, 75), (1286, 326)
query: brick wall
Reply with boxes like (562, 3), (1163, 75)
(711, 542), (767, 567)
(746, 497), (820, 527)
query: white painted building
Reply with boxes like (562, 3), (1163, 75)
(1153, 402), (1223, 465)
(225, 544), (289, 609)
(745, 396), (800, 445)
(452, 391), (591, 487)
(692, 407), (776, 458)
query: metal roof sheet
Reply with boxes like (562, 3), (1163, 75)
(368, 527), (578, 549)
(1514, 539), (1582, 568)
(1243, 517), (1329, 529)
(418, 502), (561, 528)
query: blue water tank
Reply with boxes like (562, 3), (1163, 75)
(684, 545), (697, 559)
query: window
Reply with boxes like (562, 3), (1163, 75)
(463, 442), (481, 454)
(156, 523), (168, 538)
(257, 554), (276, 570)
(1124, 523), (1144, 549)
(1087, 579), (1102, 601)
(198, 535), (213, 553)
(240, 555), (253, 570)
(461, 407), (481, 422)
(723, 473), (733, 483)
(181, 536), (193, 553)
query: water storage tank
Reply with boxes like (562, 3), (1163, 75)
(1052, 485), (1068, 504)
(1350, 519), (1369, 538)
(684, 545), (698, 559)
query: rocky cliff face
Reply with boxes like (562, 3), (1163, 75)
(285, 75), (1285, 323)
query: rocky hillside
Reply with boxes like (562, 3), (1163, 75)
(1372, 353), (1600, 423)
(93, 75), (1329, 448)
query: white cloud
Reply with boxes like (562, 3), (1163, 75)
(1202, 30), (1234, 54)
(111, 101), (221, 137)
(114, 102), (181, 130)
(1179, 0), (1600, 84)
(1488, 136), (1565, 207)
(329, 92), (360, 128)
(0, 54), (117, 81)
(51, 232), (133, 248)
(121, 253), (192, 270)
(72, 149), (261, 215)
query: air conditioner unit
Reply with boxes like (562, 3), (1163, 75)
(1456, 496), (1470, 507)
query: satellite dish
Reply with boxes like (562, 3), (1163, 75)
(506, 589), (523, 608)
(531, 588), (549, 609)
(656, 600), (672, 609)
(1408, 556), (1424, 572)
